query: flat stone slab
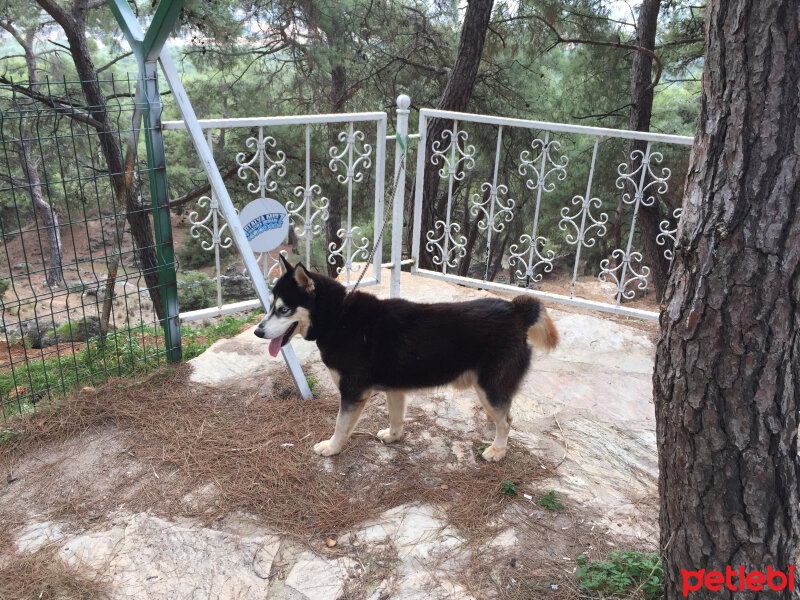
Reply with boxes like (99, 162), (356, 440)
(16, 513), (282, 600)
(284, 553), (356, 600)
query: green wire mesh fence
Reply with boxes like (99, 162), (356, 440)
(0, 75), (179, 421)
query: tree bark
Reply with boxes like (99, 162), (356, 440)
(1, 21), (65, 287)
(622, 0), (670, 302)
(325, 63), (348, 278)
(17, 139), (63, 287)
(37, 0), (163, 319)
(418, 0), (494, 270)
(654, 1), (800, 597)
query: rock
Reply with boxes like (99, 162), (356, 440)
(388, 571), (476, 600)
(358, 504), (462, 560)
(285, 552), (355, 600)
(16, 521), (67, 552)
(63, 316), (101, 342)
(0, 323), (21, 340)
(490, 528), (518, 548)
(54, 513), (280, 600)
(219, 273), (256, 300)
(81, 285), (105, 300)
(37, 331), (62, 348)
(63, 280), (88, 292)
(21, 321), (60, 349)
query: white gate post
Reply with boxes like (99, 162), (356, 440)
(411, 112), (427, 274)
(391, 94), (410, 298)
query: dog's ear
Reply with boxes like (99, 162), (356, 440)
(294, 263), (315, 292)
(279, 254), (294, 274)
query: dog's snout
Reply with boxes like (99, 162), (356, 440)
(254, 328), (266, 339)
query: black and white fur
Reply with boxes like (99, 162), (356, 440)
(255, 257), (559, 462)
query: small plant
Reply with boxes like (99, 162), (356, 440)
(306, 374), (318, 394)
(178, 271), (217, 311)
(180, 312), (260, 360)
(538, 489), (564, 511)
(0, 427), (23, 445)
(500, 480), (517, 496)
(0, 331), (161, 418)
(476, 442), (490, 459)
(576, 551), (663, 599)
(0, 277), (10, 297)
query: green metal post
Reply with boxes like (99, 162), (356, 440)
(107, 0), (184, 362)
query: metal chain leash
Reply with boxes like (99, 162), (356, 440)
(348, 135), (408, 294)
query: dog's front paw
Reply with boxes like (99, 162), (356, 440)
(481, 444), (506, 462)
(313, 439), (342, 457)
(376, 428), (403, 444)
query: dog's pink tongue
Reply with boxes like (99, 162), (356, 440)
(268, 336), (283, 357)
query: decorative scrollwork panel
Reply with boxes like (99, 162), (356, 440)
(425, 220), (467, 269)
(508, 235), (555, 284)
(599, 143), (673, 303)
(657, 207), (682, 261)
(236, 128), (287, 197)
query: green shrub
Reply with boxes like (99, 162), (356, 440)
(306, 374), (318, 394)
(178, 232), (233, 270)
(180, 312), (259, 360)
(0, 312), (259, 420)
(0, 278), (9, 297)
(178, 271), (217, 311)
(576, 551), (663, 599)
(55, 317), (101, 342)
(476, 442), (490, 459)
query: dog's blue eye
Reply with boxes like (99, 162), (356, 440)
(278, 306), (290, 315)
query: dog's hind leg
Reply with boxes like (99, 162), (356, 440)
(480, 390), (512, 462)
(313, 391), (370, 457)
(473, 385), (495, 422)
(377, 391), (406, 444)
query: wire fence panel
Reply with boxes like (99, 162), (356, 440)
(0, 75), (177, 421)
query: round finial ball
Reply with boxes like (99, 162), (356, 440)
(396, 94), (411, 110)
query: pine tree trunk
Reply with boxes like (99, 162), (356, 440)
(624, 0), (670, 302)
(18, 137), (63, 287)
(418, 0), (494, 270)
(12, 27), (64, 288)
(325, 63), (348, 278)
(38, 0), (164, 319)
(654, 1), (800, 597)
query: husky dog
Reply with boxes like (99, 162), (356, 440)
(255, 257), (558, 462)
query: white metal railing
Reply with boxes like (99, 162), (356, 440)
(164, 111), (389, 321)
(411, 108), (692, 321)
(165, 98), (692, 324)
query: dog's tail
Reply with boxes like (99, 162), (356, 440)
(512, 295), (558, 352)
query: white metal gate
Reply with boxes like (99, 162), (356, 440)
(409, 107), (693, 321)
(166, 96), (693, 325)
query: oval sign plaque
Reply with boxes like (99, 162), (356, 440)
(238, 198), (290, 253)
